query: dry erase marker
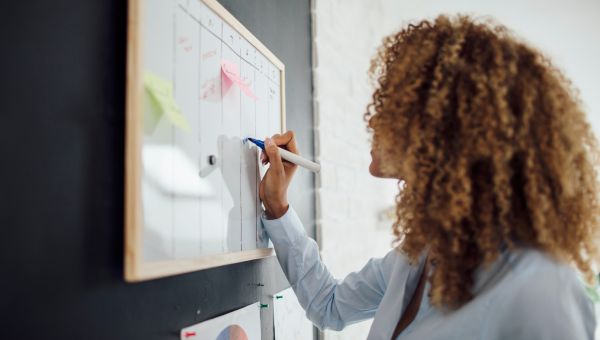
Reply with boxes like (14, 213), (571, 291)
(246, 137), (321, 173)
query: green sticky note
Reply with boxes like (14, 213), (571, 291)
(143, 87), (162, 135)
(143, 71), (190, 132)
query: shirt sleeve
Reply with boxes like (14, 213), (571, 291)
(261, 205), (398, 331)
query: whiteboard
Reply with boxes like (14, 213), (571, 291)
(125, 0), (285, 281)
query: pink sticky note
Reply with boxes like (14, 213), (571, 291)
(221, 60), (258, 101)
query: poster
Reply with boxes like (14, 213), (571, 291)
(181, 303), (261, 340)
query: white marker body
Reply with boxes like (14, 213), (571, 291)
(278, 148), (321, 173)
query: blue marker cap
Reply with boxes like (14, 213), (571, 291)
(247, 137), (265, 150)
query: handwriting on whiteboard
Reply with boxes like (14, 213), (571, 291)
(202, 50), (217, 60)
(177, 36), (193, 53)
(201, 78), (220, 102)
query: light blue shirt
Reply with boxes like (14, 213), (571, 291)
(261, 205), (596, 340)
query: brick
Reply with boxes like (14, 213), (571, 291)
(312, 1), (403, 338)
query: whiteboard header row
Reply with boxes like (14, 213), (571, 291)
(177, 0), (281, 85)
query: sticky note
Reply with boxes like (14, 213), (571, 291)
(143, 71), (190, 131)
(220, 60), (258, 100)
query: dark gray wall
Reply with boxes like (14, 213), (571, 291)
(0, 0), (314, 339)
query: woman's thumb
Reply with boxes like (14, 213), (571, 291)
(265, 138), (284, 173)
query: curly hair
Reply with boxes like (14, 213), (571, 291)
(365, 15), (600, 309)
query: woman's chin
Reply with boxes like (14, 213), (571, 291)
(369, 163), (383, 178)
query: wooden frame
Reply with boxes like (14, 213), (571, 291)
(125, 0), (286, 281)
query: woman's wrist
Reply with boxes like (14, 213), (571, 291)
(265, 202), (289, 220)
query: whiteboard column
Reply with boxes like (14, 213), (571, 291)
(240, 58), (257, 250)
(141, 0), (175, 261)
(221, 36), (242, 253)
(267, 62), (282, 136)
(199, 25), (224, 255)
(254, 53), (270, 248)
(173, 6), (201, 259)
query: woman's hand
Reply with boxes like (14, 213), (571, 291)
(258, 130), (299, 219)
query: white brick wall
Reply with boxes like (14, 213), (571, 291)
(311, 1), (403, 338)
(311, 0), (600, 339)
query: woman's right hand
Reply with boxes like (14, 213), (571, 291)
(258, 130), (299, 219)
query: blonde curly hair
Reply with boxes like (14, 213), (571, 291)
(365, 15), (600, 309)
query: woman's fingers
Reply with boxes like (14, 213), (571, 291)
(261, 130), (298, 167)
(264, 138), (284, 175)
(260, 151), (267, 164)
(271, 130), (298, 154)
(270, 131), (298, 177)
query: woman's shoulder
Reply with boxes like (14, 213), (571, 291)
(488, 248), (596, 338)
(507, 248), (583, 286)
(501, 248), (587, 302)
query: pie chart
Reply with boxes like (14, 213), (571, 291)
(215, 324), (248, 340)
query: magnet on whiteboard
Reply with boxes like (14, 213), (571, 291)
(208, 154), (217, 165)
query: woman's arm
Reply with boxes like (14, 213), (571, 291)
(258, 131), (418, 330)
(262, 205), (399, 330)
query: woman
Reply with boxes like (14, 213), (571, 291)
(259, 15), (599, 339)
